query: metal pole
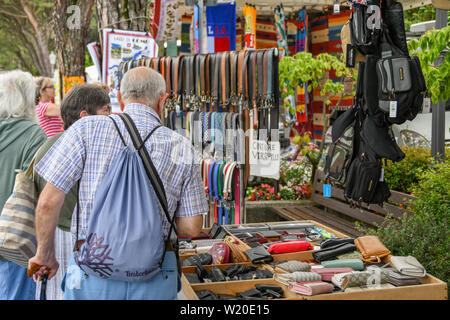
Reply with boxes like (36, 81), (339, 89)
(198, 0), (204, 54)
(431, 8), (448, 162)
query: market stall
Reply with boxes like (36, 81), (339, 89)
(179, 220), (447, 300)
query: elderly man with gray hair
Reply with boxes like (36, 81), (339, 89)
(29, 67), (208, 300)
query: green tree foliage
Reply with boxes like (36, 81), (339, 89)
(408, 26), (450, 104)
(279, 52), (355, 183)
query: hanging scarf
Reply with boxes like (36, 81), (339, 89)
(180, 15), (192, 54)
(295, 8), (308, 53)
(194, 4), (200, 54)
(274, 4), (289, 58)
(295, 8), (309, 123)
(243, 4), (256, 49)
(155, 0), (179, 42)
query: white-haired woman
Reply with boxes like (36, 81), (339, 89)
(34, 77), (63, 137)
(0, 70), (47, 300)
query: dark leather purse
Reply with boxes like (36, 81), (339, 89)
(244, 245), (274, 264)
(320, 238), (355, 249)
(313, 242), (357, 262)
(181, 253), (212, 266)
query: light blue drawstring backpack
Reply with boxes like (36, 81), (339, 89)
(74, 113), (177, 282)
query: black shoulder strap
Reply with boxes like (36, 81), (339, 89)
(119, 113), (174, 225)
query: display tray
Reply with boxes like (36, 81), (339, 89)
(181, 276), (298, 300)
(180, 220), (448, 300)
(224, 220), (348, 262)
(302, 274), (447, 300)
(182, 273), (447, 300)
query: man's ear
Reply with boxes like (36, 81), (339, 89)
(117, 90), (125, 111)
(79, 110), (89, 118)
(157, 93), (168, 114)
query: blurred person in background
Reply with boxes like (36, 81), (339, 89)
(35, 77), (63, 137)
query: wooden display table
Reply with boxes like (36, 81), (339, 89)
(180, 220), (448, 300)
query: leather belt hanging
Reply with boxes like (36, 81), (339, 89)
(121, 49), (281, 227)
(220, 51), (230, 110)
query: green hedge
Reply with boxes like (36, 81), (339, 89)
(357, 161), (450, 295)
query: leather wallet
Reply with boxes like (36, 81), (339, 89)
(244, 245), (273, 264)
(209, 267), (226, 282)
(255, 284), (284, 299)
(267, 240), (313, 254)
(321, 258), (365, 271)
(289, 281), (335, 296)
(196, 290), (219, 300)
(275, 261), (311, 273)
(312, 242), (357, 262)
(311, 267), (354, 281)
(390, 256), (426, 278)
(195, 264), (210, 282)
(275, 272), (322, 286)
(354, 236), (391, 263)
(320, 238), (355, 249)
(331, 269), (390, 289)
(237, 288), (263, 299)
(388, 270), (421, 286)
(182, 253), (212, 266)
(184, 273), (202, 283)
(223, 264), (246, 278)
(208, 242), (230, 264)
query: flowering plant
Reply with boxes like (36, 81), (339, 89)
(246, 183), (281, 201)
(246, 160), (313, 201)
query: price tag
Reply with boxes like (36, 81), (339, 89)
(422, 97), (431, 113)
(334, 4), (340, 14)
(323, 184), (332, 198)
(389, 100), (397, 118)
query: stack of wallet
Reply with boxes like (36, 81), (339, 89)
(311, 267), (354, 281)
(386, 268), (421, 286)
(288, 281), (335, 296)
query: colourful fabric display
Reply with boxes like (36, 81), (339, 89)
(155, 0), (179, 41)
(236, 17), (243, 50)
(274, 4), (289, 57)
(287, 18), (297, 56)
(180, 15), (192, 54)
(206, 2), (236, 53)
(255, 17), (277, 49)
(194, 5), (200, 53)
(243, 4), (256, 49)
(295, 8), (308, 53)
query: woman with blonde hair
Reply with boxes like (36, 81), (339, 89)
(35, 77), (63, 137)
(0, 70), (47, 300)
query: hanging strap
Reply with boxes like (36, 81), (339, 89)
(118, 113), (177, 268)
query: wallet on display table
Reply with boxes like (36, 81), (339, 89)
(180, 220), (447, 300)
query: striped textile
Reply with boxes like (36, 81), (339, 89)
(287, 18), (297, 56)
(236, 16), (243, 50)
(180, 15), (192, 54)
(255, 17), (277, 49)
(35, 102), (64, 138)
(0, 171), (37, 268)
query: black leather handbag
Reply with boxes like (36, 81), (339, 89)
(320, 238), (355, 249)
(313, 242), (357, 262)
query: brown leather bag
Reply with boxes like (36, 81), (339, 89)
(354, 236), (391, 263)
